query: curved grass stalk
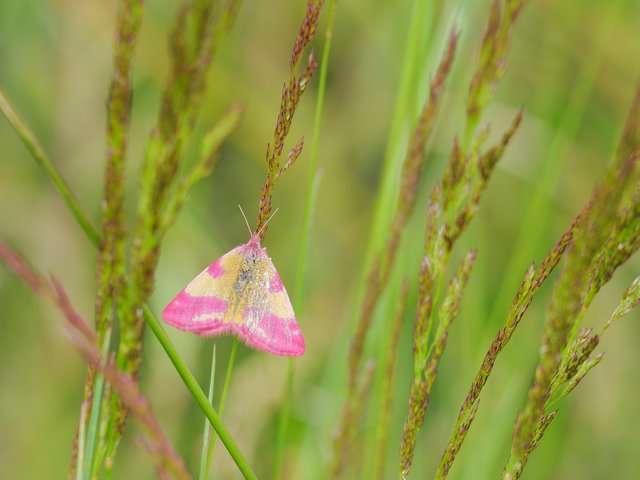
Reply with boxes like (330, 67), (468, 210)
(144, 307), (256, 479)
(0, 90), (100, 247)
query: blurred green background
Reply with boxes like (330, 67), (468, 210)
(1, 0), (639, 478)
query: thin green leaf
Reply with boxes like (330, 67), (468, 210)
(198, 343), (216, 480)
(0, 89), (100, 246)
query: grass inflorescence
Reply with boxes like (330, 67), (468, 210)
(2, 0), (256, 478)
(503, 84), (640, 480)
(255, 0), (325, 237)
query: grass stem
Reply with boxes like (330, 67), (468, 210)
(0, 89), (100, 247)
(364, 0), (431, 261)
(83, 329), (112, 479)
(206, 338), (239, 469)
(198, 343), (217, 480)
(144, 308), (256, 479)
(272, 1), (337, 475)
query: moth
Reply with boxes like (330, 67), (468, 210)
(162, 210), (305, 356)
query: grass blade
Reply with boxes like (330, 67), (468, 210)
(198, 343), (216, 480)
(206, 337), (239, 469)
(0, 89), (100, 247)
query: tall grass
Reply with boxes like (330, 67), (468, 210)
(1, 0), (639, 479)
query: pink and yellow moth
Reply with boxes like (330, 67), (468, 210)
(162, 210), (305, 356)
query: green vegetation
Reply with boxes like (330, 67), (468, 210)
(1, 0), (639, 479)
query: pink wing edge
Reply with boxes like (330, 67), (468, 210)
(162, 257), (306, 357)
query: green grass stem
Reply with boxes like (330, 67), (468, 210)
(272, 139), (325, 479)
(206, 337), (239, 469)
(83, 329), (112, 480)
(0, 89), (100, 246)
(84, 376), (105, 479)
(364, 0), (433, 262)
(271, 167), (323, 480)
(273, 354), (295, 480)
(75, 403), (88, 480)
(144, 308), (256, 479)
(294, 0), (337, 308)
(198, 343), (216, 480)
(272, 1), (337, 476)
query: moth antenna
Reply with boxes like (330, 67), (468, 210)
(238, 205), (253, 237)
(257, 208), (279, 237)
